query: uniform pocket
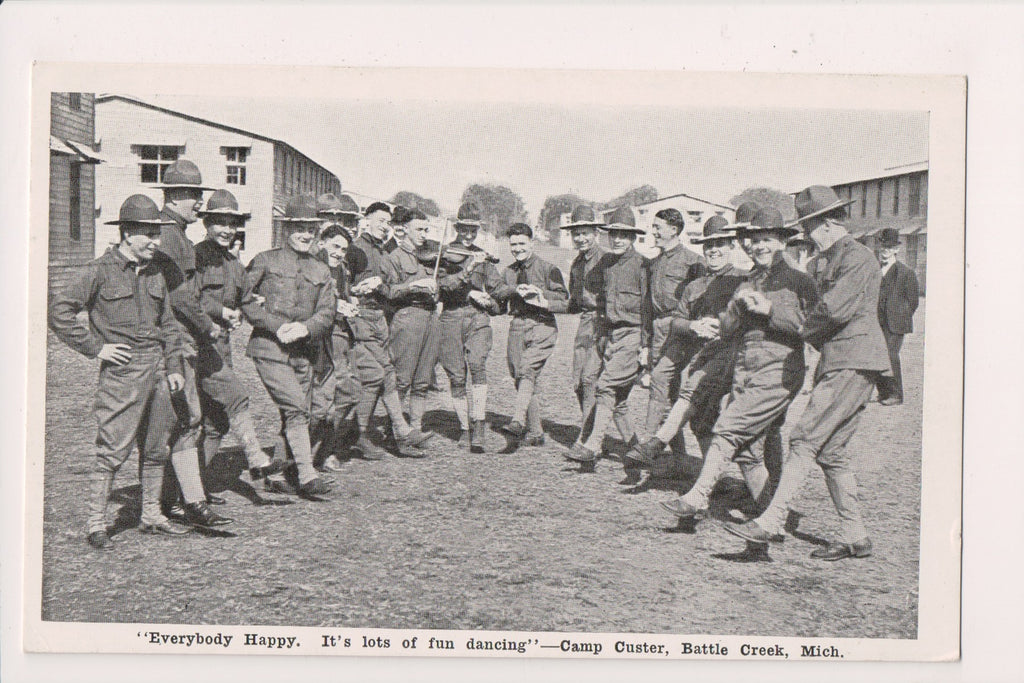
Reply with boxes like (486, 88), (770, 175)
(98, 283), (135, 325)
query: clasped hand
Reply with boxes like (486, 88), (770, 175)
(276, 321), (310, 344)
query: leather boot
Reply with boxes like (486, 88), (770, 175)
(470, 419), (487, 453)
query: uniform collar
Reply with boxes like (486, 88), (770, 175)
(201, 238), (235, 260)
(513, 253), (537, 269)
(159, 206), (189, 229)
(659, 240), (683, 256)
(823, 233), (854, 258)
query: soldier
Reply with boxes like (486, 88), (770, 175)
(644, 208), (705, 458)
(383, 206), (442, 436)
(436, 202), (512, 452)
(622, 215), (748, 484)
(311, 222), (360, 472)
(561, 205), (606, 436)
(660, 207), (818, 523)
(499, 223), (569, 445)
(346, 202), (434, 459)
(564, 206), (650, 467)
(242, 194), (335, 498)
(309, 192), (363, 471)
(194, 190), (286, 493)
(152, 159), (232, 523)
(48, 195), (216, 549)
(726, 187), (891, 561)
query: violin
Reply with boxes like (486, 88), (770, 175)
(415, 239), (499, 267)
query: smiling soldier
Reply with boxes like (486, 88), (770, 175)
(660, 207), (818, 523)
(49, 195), (206, 548)
(564, 206), (651, 468)
(194, 190), (285, 493)
(242, 194), (336, 498)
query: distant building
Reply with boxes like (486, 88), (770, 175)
(49, 92), (102, 293)
(94, 95), (341, 262)
(830, 161), (928, 292)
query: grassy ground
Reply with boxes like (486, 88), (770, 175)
(40, 246), (922, 638)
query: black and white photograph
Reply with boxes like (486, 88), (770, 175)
(20, 62), (964, 666)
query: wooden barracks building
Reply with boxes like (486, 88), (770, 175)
(48, 92), (103, 293)
(93, 95), (341, 261)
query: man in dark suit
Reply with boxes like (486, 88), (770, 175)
(875, 228), (920, 406)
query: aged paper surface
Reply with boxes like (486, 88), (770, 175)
(8, 3), (1016, 683)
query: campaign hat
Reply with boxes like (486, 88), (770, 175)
(198, 189), (251, 219)
(877, 227), (901, 247)
(603, 206), (646, 234)
(278, 193), (321, 222)
(740, 207), (800, 238)
(690, 214), (738, 244)
(733, 201), (761, 228)
(792, 185), (856, 225)
(104, 194), (176, 226)
(561, 204), (604, 230)
(318, 192), (361, 217)
(154, 159), (215, 191)
(455, 202), (484, 227)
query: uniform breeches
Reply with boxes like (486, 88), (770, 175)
(389, 306), (441, 398)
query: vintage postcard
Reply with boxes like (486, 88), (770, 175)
(23, 63), (964, 663)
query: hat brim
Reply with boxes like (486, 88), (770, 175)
(199, 209), (251, 219)
(278, 216), (322, 223)
(560, 221), (604, 230)
(691, 230), (739, 244)
(104, 218), (176, 226)
(318, 210), (361, 218)
(454, 220), (483, 228)
(154, 183), (217, 192)
(739, 225), (802, 238)
(792, 197), (856, 225)
(601, 224), (646, 234)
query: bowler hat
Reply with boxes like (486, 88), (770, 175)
(691, 215), (738, 244)
(278, 193), (321, 222)
(105, 194), (176, 226)
(199, 189), (251, 219)
(792, 185), (855, 225)
(561, 204), (603, 230)
(154, 159), (215, 191)
(455, 202), (484, 227)
(741, 207), (800, 238)
(318, 192), (361, 217)
(733, 201), (761, 228)
(877, 227), (901, 247)
(603, 206), (646, 234)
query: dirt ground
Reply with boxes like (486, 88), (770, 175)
(39, 245), (923, 638)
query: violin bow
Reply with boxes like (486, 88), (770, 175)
(432, 217), (450, 281)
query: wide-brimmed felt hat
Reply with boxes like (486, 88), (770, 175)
(154, 159), (216, 191)
(691, 215), (738, 244)
(278, 193), (321, 222)
(105, 194), (176, 226)
(792, 185), (856, 225)
(877, 227), (901, 247)
(786, 233), (817, 250)
(561, 204), (604, 230)
(455, 202), (484, 227)
(318, 192), (361, 217)
(733, 201), (761, 228)
(199, 189), (251, 219)
(603, 206), (646, 234)
(740, 207), (801, 238)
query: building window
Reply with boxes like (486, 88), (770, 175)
(875, 181), (883, 218)
(135, 145), (180, 183)
(892, 177), (900, 216)
(69, 93), (82, 110)
(222, 146), (248, 186)
(908, 174), (922, 217)
(69, 163), (81, 241)
(860, 184), (867, 218)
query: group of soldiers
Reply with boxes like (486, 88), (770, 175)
(50, 157), (918, 562)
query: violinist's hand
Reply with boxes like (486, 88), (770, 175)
(691, 317), (720, 340)
(409, 277), (437, 294)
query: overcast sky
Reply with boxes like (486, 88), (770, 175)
(149, 94), (928, 219)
